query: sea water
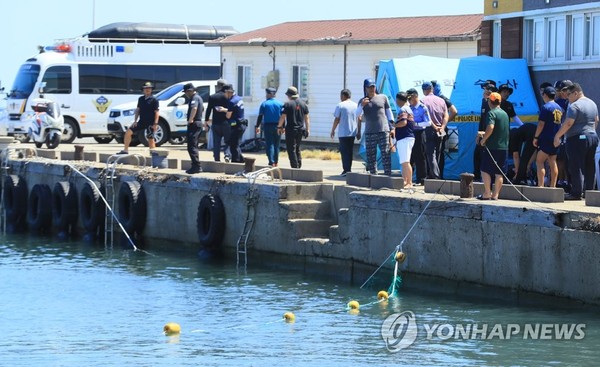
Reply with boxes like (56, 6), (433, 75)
(1, 234), (599, 367)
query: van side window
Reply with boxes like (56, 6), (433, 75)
(42, 66), (72, 94)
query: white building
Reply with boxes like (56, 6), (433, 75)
(207, 14), (482, 142)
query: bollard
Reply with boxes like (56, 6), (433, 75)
(244, 157), (256, 173)
(74, 145), (84, 160)
(459, 172), (475, 198)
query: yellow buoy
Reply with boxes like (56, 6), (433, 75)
(395, 251), (407, 263)
(283, 312), (296, 323)
(347, 300), (360, 310)
(377, 290), (389, 301)
(349, 308), (360, 315)
(164, 322), (181, 336)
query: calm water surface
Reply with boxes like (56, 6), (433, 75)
(1, 234), (599, 367)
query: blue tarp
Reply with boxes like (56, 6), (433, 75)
(366, 55), (539, 179)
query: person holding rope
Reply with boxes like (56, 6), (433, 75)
(477, 92), (510, 200)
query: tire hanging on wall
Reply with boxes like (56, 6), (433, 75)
(3, 175), (28, 228)
(79, 181), (105, 234)
(196, 194), (226, 249)
(27, 184), (52, 233)
(117, 181), (146, 234)
(52, 181), (78, 232)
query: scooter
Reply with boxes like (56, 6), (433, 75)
(25, 98), (64, 149)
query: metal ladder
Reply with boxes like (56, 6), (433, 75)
(104, 153), (146, 246)
(236, 166), (282, 269)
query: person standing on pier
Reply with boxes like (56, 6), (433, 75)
(255, 88), (283, 167)
(356, 78), (393, 176)
(205, 79), (231, 162)
(477, 92), (510, 200)
(330, 88), (358, 176)
(224, 85), (247, 163)
(278, 86), (310, 169)
(182, 83), (204, 174)
(118, 82), (159, 154)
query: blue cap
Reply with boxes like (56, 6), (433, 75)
(422, 81), (433, 90)
(364, 78), (376, 88)
(543, 86), (556, 96)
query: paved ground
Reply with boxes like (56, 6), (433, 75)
(19, 137), (600, 214)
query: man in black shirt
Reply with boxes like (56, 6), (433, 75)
(277, 86), (310, 168)
(119, 81), (159, 154)
(205, 79), (231, 162)
(183, 83), (204, 174)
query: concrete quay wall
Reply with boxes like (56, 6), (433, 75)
(5, 158), (600, 305)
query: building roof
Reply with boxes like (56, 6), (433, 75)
(207, 14), (483, 47)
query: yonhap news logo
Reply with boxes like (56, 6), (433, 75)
(381, 311), (586, 352)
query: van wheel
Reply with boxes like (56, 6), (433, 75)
(169, 136), (186, 145)
(62, 117), (78, 143)
(141, 120), (169, 147)
(94, 136), (113, 144)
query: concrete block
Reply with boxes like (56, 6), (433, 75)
(585, 190), (600, 207)
(36, 149), (59, 159)
(522, 186), (564, 203)
(451, 180), (462, 196)
(223, 162), (245, 175)
(346, 172), (370, 188)
(201, 160), (225, 173)
(180, 159), (192, 170)
(167, 159), (179, 169)
(98, 153), (112, 163)
(60, 151), (75, 161)
(424, 179), (452, 194)
(329, 225), (341, 244)
(291, 168), (323, 182)
(473, 182), (484, 197)
(389, 176), (405, 190)
(370, 174), (389, 190)
(84, 152), (99, 162)
(279, 168), (294, 180)
(498, 184), (523, 201)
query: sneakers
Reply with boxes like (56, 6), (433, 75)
(116, 150), (128, 155)
(185, 167), (203, 174)
(564, 194), (582, 201)
(340, 171), (349, 177)
(224, 156), (231, 163)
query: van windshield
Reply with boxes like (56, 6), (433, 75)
(9, 64), (40, 99)
(155, 83), (183, 101)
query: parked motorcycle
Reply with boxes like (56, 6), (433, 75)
(24, 98), (64, 149)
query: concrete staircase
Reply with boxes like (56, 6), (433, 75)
(278, 185), (334, 246)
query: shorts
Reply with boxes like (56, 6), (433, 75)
(537, 138), (558, 156)
(130, 123), (155, 139)
(481, 148), (507, 176)
(396, 137), (415, 164)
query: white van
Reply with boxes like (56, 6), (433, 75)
(4, 22), (235, 143)
(107, 80), (215, 146)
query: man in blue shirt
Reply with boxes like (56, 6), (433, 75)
(255, 88), (283, 167)
(225, 85), (246, 163)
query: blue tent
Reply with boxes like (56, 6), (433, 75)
(370, 55), (539, 179)
(446, 56), (539, 180)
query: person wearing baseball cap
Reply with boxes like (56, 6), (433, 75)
(477, 91), (510, 200)
(474, 80), (498, 180)
(278, 86), (310, 168)
(182, 83), (204, 174)
(118, 81), (159, 154)
(255, 87), (283, 167)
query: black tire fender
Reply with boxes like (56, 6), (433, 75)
(117, 181), (146, 234)
(52, 181), (78, 231)
(27, 184), (52, 232)
(3, 175), (28, 224)
(196, 194), (226, 248)
(79, 181), (104, 233)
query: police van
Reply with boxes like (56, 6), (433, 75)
(4, 22), (236, 143)
(107, 80), (215, 146)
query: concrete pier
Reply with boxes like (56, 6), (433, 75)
(2, 144), (600, 306)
